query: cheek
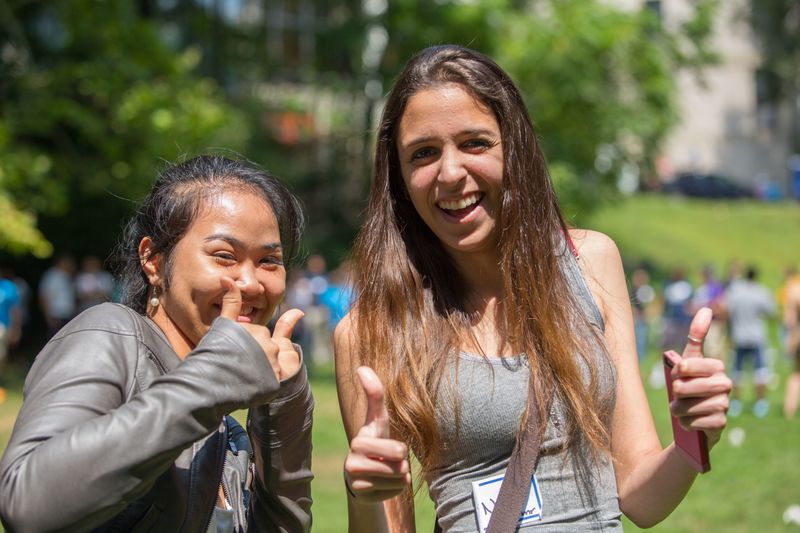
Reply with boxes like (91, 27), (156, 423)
(263, 273), (286, 298)
(404, 173), (435, 209)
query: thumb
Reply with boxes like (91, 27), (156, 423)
(272, 308), (305, 340)
(682, 306), (712, 358)
(219, 277), (243, 321)
(357, 366), (390, 438)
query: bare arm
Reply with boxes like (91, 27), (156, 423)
(571, 229), (731, 528)
(334, 315), (415, 533)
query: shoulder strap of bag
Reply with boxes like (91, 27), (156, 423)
(484, 392), (552, 533)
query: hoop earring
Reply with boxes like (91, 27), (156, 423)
(150, 286), (160, 308)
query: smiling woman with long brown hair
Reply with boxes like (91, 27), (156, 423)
(335, 45), (732, 532)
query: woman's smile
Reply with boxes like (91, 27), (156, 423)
(436, 191), (485, 221)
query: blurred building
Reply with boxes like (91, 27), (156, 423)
(618, 0), (795, 194)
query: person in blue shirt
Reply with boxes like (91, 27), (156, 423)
(0, 270), (21, 402)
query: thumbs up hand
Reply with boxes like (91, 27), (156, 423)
(343, 366), (411, 503)
(667, 307), (732, 447)
(219, 277), (303, 381)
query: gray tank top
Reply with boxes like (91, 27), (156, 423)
(426, 248), (622, 532)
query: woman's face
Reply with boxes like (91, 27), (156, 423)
(149, 188), (286, 356)
(396, 83), (504, 260)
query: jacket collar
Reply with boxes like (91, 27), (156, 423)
(140, 315), (183, 372)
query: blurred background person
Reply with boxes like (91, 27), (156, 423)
(282, 254), (333, 373)
(631, 266), (656, 362)
(781, 266), (800, 419)
(37, 254), (76, 341)
(320, 260), (353, 333)
(75, 255), (116, 312)
(691, 264), (727, 360)
(303, 254), (332, 367)
(724, 259), (744, 288)
(0, 268), (22, 404)
(0, 267), (30, 361)
(778, 266), (800, 353)
(723, 265), (777, 418)
(660, 266), (694, 352)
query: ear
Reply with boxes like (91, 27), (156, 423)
(138, 237), (162, 285)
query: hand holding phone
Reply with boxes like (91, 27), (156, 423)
(663, 349), (711, 473)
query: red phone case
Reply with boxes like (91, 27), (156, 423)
(663, 350), (711, 473)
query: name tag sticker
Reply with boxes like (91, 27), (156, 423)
(471, 473), (543, 532)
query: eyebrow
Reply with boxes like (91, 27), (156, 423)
(400, 128), (498, 150)
(204, 233), (282, 251)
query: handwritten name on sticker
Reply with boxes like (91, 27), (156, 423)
(471, 474), (543, 532)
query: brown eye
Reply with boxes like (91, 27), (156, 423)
(213, 252), (236, 264)
(260, 257), (283, 266)
(462, 139), (493, 152)
(410, 147), (437, 161)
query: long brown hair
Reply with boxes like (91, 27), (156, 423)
(350, 45), (613, 473)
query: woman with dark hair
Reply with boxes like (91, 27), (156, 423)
(336, 45), (731, 531)
(0, 155), (313, 532)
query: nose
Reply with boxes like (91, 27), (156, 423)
(235, 262), (264, 297)
(438, 145), (467, 185)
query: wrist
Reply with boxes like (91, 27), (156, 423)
(344, 468), (358, 499)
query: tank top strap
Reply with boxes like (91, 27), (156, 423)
(558, 234), (605, 332)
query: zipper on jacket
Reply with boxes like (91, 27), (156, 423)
(220, 453), (231, 511)
(202, 420), (229, 533)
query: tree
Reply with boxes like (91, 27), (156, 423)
(0, 0), (248, 258)
(495, 0), (719, 218)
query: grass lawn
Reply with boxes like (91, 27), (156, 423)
(587, 195), (800, 288)
(1, 195), (799, 531)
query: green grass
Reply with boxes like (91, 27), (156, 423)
(2, 195), (800, 531)
(587, 195), (800, 288)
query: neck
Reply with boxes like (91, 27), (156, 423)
(445, 252), (518, 356)
(449, 250), (504, 310)
(148, 305), (195, 359)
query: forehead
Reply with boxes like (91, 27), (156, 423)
(397, 84), (498, 139)
(190, 187), (278, 231)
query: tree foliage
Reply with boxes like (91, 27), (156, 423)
(0, 0), (248, 257)
(0, 0), (720, 260)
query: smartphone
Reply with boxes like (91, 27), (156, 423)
(663, 350), (711, 473)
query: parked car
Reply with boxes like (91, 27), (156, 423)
(661, 172), (753, 199)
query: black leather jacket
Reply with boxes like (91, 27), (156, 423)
(0, 303), (313, 532)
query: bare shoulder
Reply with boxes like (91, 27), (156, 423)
(334, 312), (359, 367)
(567, 228), (623, 277)
(333, 312), (366, 437)
(334, 312), (355, 345)
(568, 228), (619, 259)
(568, 228), (628, 320)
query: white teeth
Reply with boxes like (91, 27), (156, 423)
(240, 305), (254, 315)
(438, 193), (480, 211)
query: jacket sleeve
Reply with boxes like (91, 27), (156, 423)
(247, 352), (314, 532)
(0, 307), (281, 532)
